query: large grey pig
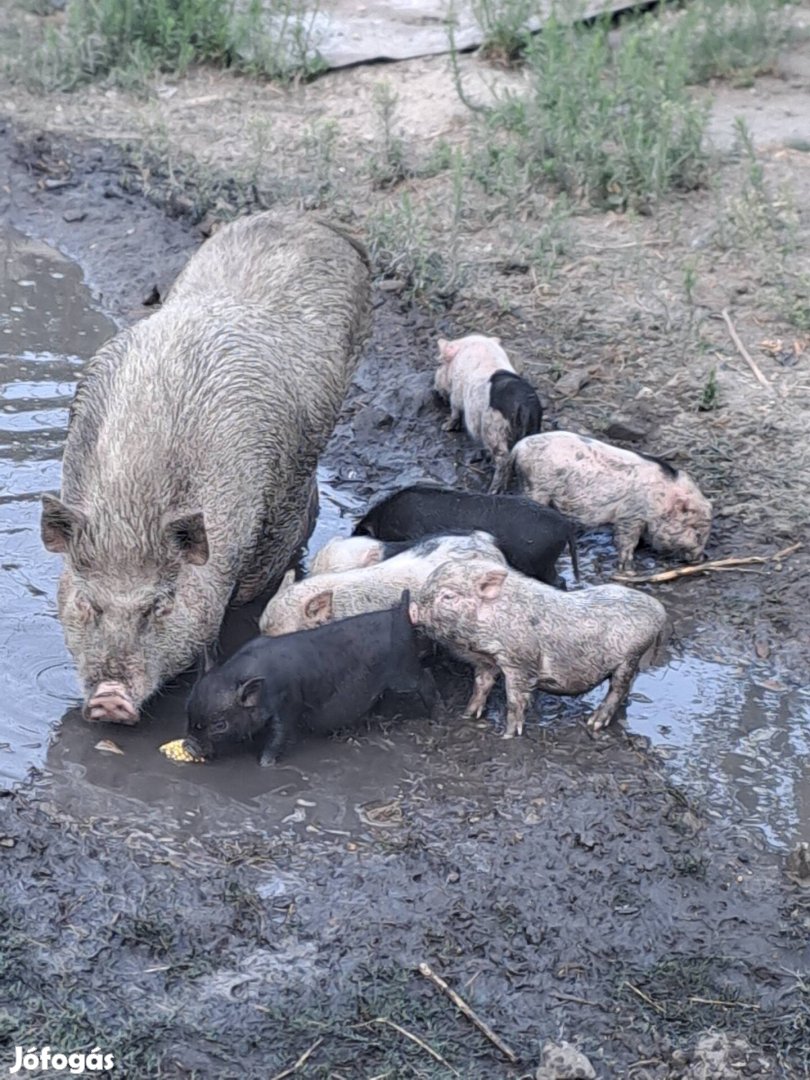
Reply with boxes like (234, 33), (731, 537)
(260, 532), (505, 635)
(434, 334), (542, 492)
(410, 559), (667, 736)
(41, 213), (371, 724)
(502, 432), (712, 570)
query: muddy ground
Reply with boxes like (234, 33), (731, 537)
(1, 16), (810, 1079)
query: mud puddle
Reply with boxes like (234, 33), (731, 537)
(2, 223), (808, 854)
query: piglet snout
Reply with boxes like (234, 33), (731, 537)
(83, 681), (139, 725)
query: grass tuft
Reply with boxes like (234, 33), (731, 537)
(22, 0), (325, 91)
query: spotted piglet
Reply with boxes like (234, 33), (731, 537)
(502, 432), (712, 571)
(434, 334), (542, 492)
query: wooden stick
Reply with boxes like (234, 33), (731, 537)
(268, 1037), (323, 1080)
(721, 308), (771, 389)
(623, 981), (665, 1015)
(613, 542), (801, 585)
(417, 962), (518, 1063)
(373, 1017), (461, 1076)
(688, 996), (760, 1010)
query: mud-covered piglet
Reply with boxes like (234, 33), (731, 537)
(309, 535), (414, 575)
(434, 334), (542, 492)
(261, 530), (505, 635)
(502, 432), (712, 570)
(186, 594), (435, 765)
(353, 483), (578, 588)
(411, 558), (667, 737)
(41, 212), (370, 725)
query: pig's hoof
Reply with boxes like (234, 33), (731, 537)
(587, 712), (610, 733)
(501, 730), (516, 740)
(259, 753), (278, 767)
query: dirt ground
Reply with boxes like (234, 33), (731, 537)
(1, 8), (810, 1079)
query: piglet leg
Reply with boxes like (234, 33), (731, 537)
(613, 520), (644, 572)
(587, 657), (640, 732)
(462, 661), (499, 719)
(502, 667), (533, 738)
(443, 406), (463, 432)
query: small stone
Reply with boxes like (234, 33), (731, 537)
(786, 842), (810, 885)
(554, 369), (591, 398)
(63, 208), (86, 222)
(604, 416), (650, 442)
(535, 1040), (596, 1080)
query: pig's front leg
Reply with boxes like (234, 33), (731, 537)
(587, 657), (640, 732)
(443, 404), (463, 432)
(488, 450), (511, 494)
(502, 666), (533, 738)
(613, 519), (644, 572)
(462, 660), (499, 719)
(417, 668), (439, 717)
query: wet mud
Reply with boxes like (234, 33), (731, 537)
(1, 124), (809, 1078)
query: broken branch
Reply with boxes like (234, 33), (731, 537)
(417, 962), (518, 1063)
(721, 308), (771, 389)
(613, 542), (801, 585)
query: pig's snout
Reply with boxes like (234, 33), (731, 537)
(84, 681), (139, 725)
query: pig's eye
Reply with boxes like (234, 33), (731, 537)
(77, 596), (102, 619)
(143, 596), (174, 620)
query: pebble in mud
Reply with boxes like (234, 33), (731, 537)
(535, 1040), (596, 1080)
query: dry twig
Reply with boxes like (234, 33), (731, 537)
(613, 542), (801, 585)
(688, 996), (760, 1010)
(623, 981), (665, 1015)
(370, 1017), (460, 1076)
(721, 308), (771, 389)
(268, 1037), (323, 1080)
(417, 962), (518, 1063)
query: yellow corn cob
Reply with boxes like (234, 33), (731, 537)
(159, 739), (205, 764)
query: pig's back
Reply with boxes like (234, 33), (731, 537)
(62, 213), (370, 571)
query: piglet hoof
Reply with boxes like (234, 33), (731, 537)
(586, 711), (611, 733)
(500, 730), (516, 740)
(259, 752), (278, 768)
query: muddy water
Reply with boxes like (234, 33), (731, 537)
(2, 226), (808, 851)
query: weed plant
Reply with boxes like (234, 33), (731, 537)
(24, 0), (324, 90)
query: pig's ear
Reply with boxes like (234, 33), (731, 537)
(438, 339), (459, 363)
(163, 510), (209, 566)
(475, 567), (508, 602)
(277, 569), (296, 594)
(200, 643), (217, 675)
(304, 589), (333, 622)
(360, 546), (384, 568)
(238, 677), (264, 709)
(41, 495), (87, 553)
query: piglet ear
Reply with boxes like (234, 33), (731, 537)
(201, 643), (217, 674)
(438, 338), (459, 363)
(360, 546), (384, 568)
(238, 677), (264, 709)
(304, 589), (334, 623)
(163, 510), (209, 566)
(476, 567), (508, 602)
(41, 494), (87, 554)
(277, 568), (296, 594)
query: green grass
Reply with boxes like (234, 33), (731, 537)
(472, 8), (709, 212)
(23, 0), (325, 91)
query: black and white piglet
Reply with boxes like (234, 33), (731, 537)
(185, 593), (435, 765)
